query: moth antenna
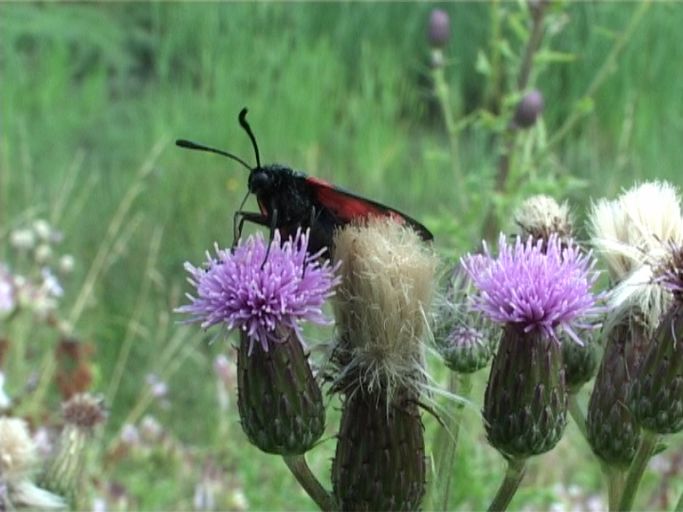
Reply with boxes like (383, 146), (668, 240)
(238, 107), (261, 169)
(176, 139), (252, 171)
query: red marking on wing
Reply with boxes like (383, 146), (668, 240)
(307, 177), (398, 221)
(307, 176), (433, 241)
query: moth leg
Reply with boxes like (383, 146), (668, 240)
(261, 207), (278, 267)
(233, 211), (268, 247)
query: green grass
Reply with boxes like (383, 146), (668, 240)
(1, 2), (683, 509)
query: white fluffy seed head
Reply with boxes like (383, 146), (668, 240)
(0, 417), (37, 481)
(590, 181), (683, 330)
(514, 195), (572, 240)
(331, 218), (437, 403)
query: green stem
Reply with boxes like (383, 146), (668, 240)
(435, 373), (472, 510)
(481, 1), (546, 241)
(488, 458), (527, 512)
(618, 431), (659, 512)
(283, 454), (336, 511)
(431, 52), (466, 209)
(674, 487), (683, 512)
(605, 466), (625, 512)
(567, 393), (588, 441)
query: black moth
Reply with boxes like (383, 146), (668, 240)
(177, 108), (433, 256)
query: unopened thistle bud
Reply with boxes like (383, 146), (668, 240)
(631, 246), (683, 434)
(330, 219), (436, 511)
(513, 89), (544, 129)
(43, 394), (106, 507)
(561, 330), (599, 394)
(179, 230), (338, 455)
(428, 9), (450, 48)
(462, 234), (600, 459)
(587, 181), (683, 465)
(434, 266), (498, 374)
(586, 320), (647, 467)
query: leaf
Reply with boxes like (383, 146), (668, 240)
(475, 50), (491, 77)
(534, 50), (577, 64)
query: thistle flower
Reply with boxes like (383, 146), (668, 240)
(514, 195), (572, 243)
(462, 234), (599, 342)
(179, 230), (338, 455)
(587, 181), (683, 466)
(330, 218), (437, 401)
(462, 234), (600, 459)
(630, 245), (683, 434)
(590, 181), (683, 326)
(178, 230), (338, 354)
(0, 417), (65, 510)
(330, 219), (436, 511)
(514, 195), (598, 392)
(43, 394), (106, 507)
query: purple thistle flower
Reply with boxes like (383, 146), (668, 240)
(178, 230), (339, 354)
(461, 234), (600, 343)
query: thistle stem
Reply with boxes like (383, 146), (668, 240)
(618, 431), (659, 512)
(605, 466), (625, 512)
(488, 458), (527, 512)
(431, 51), (466, 209)
(567, 393), (588, 441)
(283, 454), (336, 511)
(435, 373), (472, 510)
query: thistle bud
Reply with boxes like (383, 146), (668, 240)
(562, 331), (599, 394)
(433, 267), (498, 374)
(330, 219), (436, 510)
(586, 320), (646, 467)
(333, 390), (425, 511)
(485, 326), (567, 458)
(513, 89), (544, 129)
(427, 9), (450, 48)
(438, 324), (498, 374)
(237, 329), (324, 454)
(178, 230), (338, 455)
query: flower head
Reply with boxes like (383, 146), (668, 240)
(0, 417), (36, 480)
(178, 230), (339, 353)
(462, 234), (600, 342)
(331, 219), (437, 401)
(590, 181), (683, 329)
(514, 194), (572, 242)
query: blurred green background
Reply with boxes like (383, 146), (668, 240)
(1, 2), (682, 510)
